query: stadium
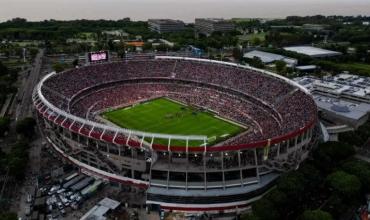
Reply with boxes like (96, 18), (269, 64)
(32, 55), (318, 214)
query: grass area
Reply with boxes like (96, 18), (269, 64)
(1, 59), (28, 69)
(338, 62), (370, 75)
(316, 61), (370, 76)
(102, 98), (244, 146)
(238, 32), (266, 43)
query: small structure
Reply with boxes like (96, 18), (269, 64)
(284, 46), (342, 58)
(80, 197), (121, 220)
(296, 65), (317, 73)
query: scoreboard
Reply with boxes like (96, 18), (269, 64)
(87, 51), (109, 64)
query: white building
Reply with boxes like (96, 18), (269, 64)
(284, 46), (342, 58)
(294, 74), (370, 130)
(243, 50), (298, 67)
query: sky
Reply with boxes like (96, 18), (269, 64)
(0, 0), (369, 22)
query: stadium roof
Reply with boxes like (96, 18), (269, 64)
(283, 46), (342, 58)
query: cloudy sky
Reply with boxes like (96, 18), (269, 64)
(0, 0), (369, 22)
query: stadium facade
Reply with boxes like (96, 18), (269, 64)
(33, 57), (319, 214)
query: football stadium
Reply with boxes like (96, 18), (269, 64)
(33, 55), (319, 214)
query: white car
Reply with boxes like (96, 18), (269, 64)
(48, 185), (61, 195)
(56, 188), (65, 194)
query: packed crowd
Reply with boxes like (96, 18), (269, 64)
(40, 59), (317, 147)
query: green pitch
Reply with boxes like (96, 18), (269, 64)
(102, 98), (245, 146)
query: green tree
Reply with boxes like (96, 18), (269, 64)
(0, 61), (9, 76)
(232, 48), (243, 61)
(252, 199), (279, 220)
(341, 159), (370, 192)
(16, 117), (36, 139)
(72, 59), (79, 67)
(251, 37), (262, 46)
(327, 171), (361, 198)
(277, 171), (305, 199)
(275, 60), (287, 74)
(0, 117), (11, 137)
(249, 57), (265, 68)
(299, 210), (333, 220)
(0, 212), (18, 220)
(240, 213), (260, 220)
(313, 142), (355, 173)
(6, 141), (29, 180)
(52, 63), (65, 73)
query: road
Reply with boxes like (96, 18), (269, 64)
(15, 49), (44, 120)
(10, 49), (45, 218)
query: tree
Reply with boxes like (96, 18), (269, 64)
(0, 212), (18, 220)
(251, 37), (261, 46)
(0, 61), (9, 76)
(240, 213), (260, 220)
(72, 59), (79, 67)
(341, 159), (370, 192)
(299, 210), (333, 220)
(52, 63), (65, 73)
(327, 171), (361, 198)
(277, 171), (305, 199)
(252, 199), (279, 220)
(6, 141), (30, 180)
(16, 117), (36, 139)
(232, 47), (243, 61)
(249, 57), (265, 68)
(275, 60), (287, 74)
(0, 117), (11, 137)
(313, 142), (355, 173)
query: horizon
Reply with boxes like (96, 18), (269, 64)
(0, 0), (370, 23)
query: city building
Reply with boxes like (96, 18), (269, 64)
(195, 18), (235, 36)
(243, 50), (298, 67)
(148, 19), (185, 33)
(284, 46), (342, 58)
(294, 74), (370, 140)
(80, 197), (121, 220)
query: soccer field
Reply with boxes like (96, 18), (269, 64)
(102, 98), (245, 146)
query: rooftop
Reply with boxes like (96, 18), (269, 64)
(80, 197), (120, 220)
(293, 74), (370, 126)
(294, 74), (370, 99)
(314, 94), (370, 121)
(243, 50), (297, 65)
(283, 46), (342, 57)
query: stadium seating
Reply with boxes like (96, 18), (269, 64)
(41, 58), (317, 147)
